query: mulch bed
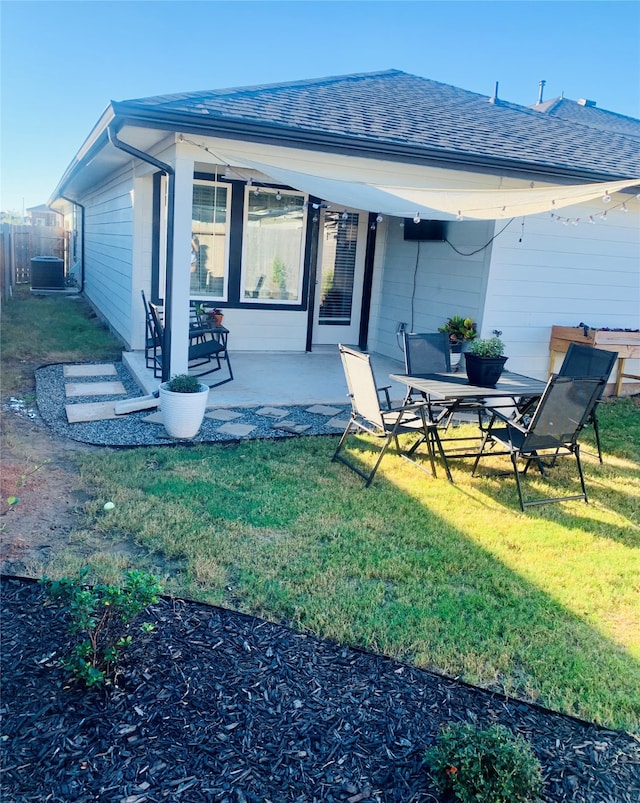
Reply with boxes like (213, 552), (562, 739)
(2, 577), (638, 803)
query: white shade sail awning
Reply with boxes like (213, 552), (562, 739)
(216, 150), (640, 220)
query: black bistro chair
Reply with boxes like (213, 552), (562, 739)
(557, 343), (617, 462)
(141, 290), (162, 371)
(402, 332), (451, 393)
(147, 300), (233, 386)
(332, 344), (452, 487)
(471, 374), (605, 511)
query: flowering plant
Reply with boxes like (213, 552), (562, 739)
(439, 315), (477, 342)
(424, 722), (542, 803)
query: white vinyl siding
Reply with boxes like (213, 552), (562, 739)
(482, 203), (640, 382)
(82, 169), (135, 345)
(370, 219), (493, 360)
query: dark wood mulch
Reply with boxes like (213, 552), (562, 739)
(2, 577), (638, 803)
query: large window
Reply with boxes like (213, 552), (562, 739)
(191, 181), (229, 301)
(241, 189), (306, 303)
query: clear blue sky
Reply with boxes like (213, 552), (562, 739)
(2, 0), (639, 213)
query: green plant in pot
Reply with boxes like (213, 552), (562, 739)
(439, 315), (477, 370)
(438, 315), (477, 345)
(465, 330), (508, 387)
(159, 373), (210, 439)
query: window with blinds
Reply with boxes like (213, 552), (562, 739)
(318, 212), (359, 325)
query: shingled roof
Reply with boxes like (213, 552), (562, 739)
(114, 70), (640, 181)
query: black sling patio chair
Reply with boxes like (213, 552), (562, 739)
(402, 330), (491, 434)
(332, 344), (452, 487)
(471, 374), (605, 511)
(402, 331), (451, 401)
(141, 290), (162, 371)
(557, 343), (617, 462)
(147, 301), (233, 386)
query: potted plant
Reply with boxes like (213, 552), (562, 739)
(208, 307), (224, 327)
(159, 374), (210, 439)
(439, 315), (477, 369)
(465, 330), (508, 387)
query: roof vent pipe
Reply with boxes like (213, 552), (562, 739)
(537, 79), (546, 105)
(489, 81), (499, 104)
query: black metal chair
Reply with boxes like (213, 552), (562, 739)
(147, 301), (233, 386)
(557, 343), (617, 462)
(471, 375), (605, 510)
(402, 330), (491, 433)
(141, 290), (162, 371)
(403, 332), (450, 385)
(332, 344), (452, 487)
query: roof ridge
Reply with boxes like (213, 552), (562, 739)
(123, 70), (408, 105)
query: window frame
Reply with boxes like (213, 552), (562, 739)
(239, 186), (308, 306)
(189, 178), (232, 304)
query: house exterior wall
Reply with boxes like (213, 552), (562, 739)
(369, 218), (494, 361)
(482, 201), (640, 390)
(81, 168), (135, 347)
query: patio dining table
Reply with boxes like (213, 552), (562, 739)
(389, 370), (547, 469)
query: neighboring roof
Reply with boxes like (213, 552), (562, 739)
(27, 204), (60, 213)
(531, 96), (640, 138)
(112, 69), (640, 180)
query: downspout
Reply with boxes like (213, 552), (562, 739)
(59, 195), (85, 292)
(107, 124), (175, 381)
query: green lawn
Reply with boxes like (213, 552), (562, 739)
(1, 286), (121, 395)
(66, 409), (640, 732)
(3, 288), (639, 732)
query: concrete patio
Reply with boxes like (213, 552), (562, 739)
(123, 346), (408, 408)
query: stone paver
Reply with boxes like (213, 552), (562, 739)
(65, 402), (118, 423)
(205, 409), (244, 421)
(305, 404), (343, 416)
(217, 422), (256, 437)
(326, 416), (350, 429)
(63, 364), (117, 378)
(65, 381), (127, 398)
(273, 420), (311, 434)
(142, 412), (164, 424)
(256, 407), (290, 419)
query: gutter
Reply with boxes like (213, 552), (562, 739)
(107, 124), (174, 381)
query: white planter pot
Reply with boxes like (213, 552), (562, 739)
(159, 382), (210, 439)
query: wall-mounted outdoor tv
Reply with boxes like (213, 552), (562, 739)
(403, 219), (447, 241)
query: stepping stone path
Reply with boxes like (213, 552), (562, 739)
(63, 364), (126, 423)
(59, 364), (351, 442)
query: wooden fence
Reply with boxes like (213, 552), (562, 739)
(0, 224), (67, 302)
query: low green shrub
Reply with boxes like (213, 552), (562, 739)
(166, 374), (202, 393)
(41, 568), (163, 687)
(424, 722), (543, 803)
(467, 336), (505, 358)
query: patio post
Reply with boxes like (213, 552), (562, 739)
(166, 154), (194, 378)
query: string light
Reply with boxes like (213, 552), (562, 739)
(376, 213), (383, 223)
(456, 211), (464, 220)
(275, 191), (282, 201)
(413, 212), (421, 224)
(602, 192), (611, 203)
(549, 193), (638, 226)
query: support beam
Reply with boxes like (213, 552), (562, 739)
(167, 155), (194, 377)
